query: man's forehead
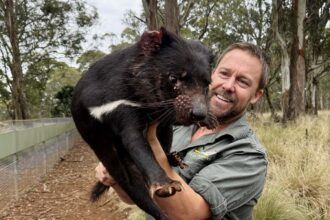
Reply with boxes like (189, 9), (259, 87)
(219, 50), (262, 73)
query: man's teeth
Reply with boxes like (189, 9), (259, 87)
(216, 94), (230, 102)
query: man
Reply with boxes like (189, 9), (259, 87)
(95, 42), (269, 219)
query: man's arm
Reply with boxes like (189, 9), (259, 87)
(95, 123), (212, 219)
(147, 123), (212, 220)
(95, 162), (134, 204)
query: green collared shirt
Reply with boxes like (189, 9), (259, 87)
(146, 116), (267, 220)
(172, 116), (267, 220)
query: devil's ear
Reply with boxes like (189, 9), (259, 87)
(139, 27), (172, 55)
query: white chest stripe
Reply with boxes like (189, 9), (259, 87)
(89, 100), (141, 120)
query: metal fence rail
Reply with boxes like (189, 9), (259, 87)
(0, 118), (79, 212)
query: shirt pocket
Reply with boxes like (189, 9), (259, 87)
(179, 147), (216, 180)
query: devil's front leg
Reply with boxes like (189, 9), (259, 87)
(104, 107), (182, 197)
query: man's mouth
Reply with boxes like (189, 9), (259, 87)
(215, 93), (233, 103)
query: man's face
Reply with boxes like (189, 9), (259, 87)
(209, 49), (264, 123)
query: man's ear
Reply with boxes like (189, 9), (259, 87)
(250, 89), (264, 104)
(139, 27), (172, 56)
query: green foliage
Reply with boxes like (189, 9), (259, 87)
(77, 50), (106, 72)
(51, 85), (74, 117)
(0, 0), (98, 119)
(25, 59), (80, 118)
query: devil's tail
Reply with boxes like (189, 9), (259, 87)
(90, 181), (110, 202)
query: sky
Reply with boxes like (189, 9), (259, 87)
(84, 0), (142, 51)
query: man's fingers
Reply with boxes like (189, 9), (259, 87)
(95, 162), (116, 186)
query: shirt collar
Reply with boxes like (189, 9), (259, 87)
(172, 115), (251, 152)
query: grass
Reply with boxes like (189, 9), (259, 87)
(250, 111), (330, 220)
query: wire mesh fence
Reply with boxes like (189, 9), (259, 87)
(0, 118), (79, 212)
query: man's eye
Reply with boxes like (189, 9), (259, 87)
(219, 71), (228, 77)
(238, 79), (249, 87)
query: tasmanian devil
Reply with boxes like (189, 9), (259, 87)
(71, 27), (216, 220)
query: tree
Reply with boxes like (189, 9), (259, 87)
(77, 50), (106, 73)
(286, 0), (306, 120)
(164, 0), (180, 34)
(51, 85), (74, 117)
(143, 0), (159, 30)
(305, 0), (330, 115)
(0, 0), (97, 119)
(272, 0), (291, 121)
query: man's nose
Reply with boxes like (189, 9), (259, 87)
(222, 76), (235, 91)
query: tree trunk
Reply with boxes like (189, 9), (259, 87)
(264, 87), (278, 120)
(312, 80), (318, 115)
(305, 65), (314, 114)
(273, 0), (290, 122)
(143, 0), (159, 30)
(287, 0), (306, 120)
(4, 0), (29, 119)
(304, 0), (330, 115)
(165, 0), (179, 35)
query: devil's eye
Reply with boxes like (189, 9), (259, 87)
(169, 75), (177, 84)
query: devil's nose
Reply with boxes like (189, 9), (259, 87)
(191, 108), (207, 121)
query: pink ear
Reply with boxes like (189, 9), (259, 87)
(139, 30), (163, 55)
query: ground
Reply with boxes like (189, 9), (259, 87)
(0, 140), (144, 220)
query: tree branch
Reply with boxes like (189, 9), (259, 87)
(307, 60), (330, 74)
(314, 65), (330, 82)
(134, 15), (146, 24)
(198, 1), (216, 40)
(179, 0), (194, 28)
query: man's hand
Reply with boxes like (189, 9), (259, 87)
(94, 162), (134, 204)
(95, 162), (116, 186)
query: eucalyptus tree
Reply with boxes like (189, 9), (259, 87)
(273, 0), (329, 120)
(305, 0), (330, 115)
(0, 0), (97, 119)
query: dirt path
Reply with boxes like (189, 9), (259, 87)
(0, 140), (143, 220)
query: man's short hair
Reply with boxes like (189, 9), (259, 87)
(216, 42), (270, 90)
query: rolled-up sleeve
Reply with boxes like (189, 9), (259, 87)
(188, 152), (267, 219)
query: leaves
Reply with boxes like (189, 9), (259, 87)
(0, 0), (98, 119)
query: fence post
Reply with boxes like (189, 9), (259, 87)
(12, 155), (18, 200)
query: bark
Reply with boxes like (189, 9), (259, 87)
(264, 87), (278, 119)
(287, 0), (306, 120)
(144, 0), (159, 30)
(311, 67), (330, 114)
(273, 0), (290, 122)
(3, 0), (29, 119)
(312, 80), (318, 115)
(165, 0), (179, 35)
(304, 1), (329, 115)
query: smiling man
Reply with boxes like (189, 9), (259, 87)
(95, 42), (269, 220)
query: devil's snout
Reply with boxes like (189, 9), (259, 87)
(175, 94), (208, 124)
(190, 104), (208, 121)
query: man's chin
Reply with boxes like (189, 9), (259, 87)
(216, 110), (244, 124)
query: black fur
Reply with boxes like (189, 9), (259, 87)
(71, 28), (215, 220)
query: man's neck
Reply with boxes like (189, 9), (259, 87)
(191, 115), (243, 142)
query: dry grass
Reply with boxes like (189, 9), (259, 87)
(250, 111), (330, 220)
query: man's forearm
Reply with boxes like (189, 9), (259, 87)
(111, 183), (134, 204)
(147, 124), (211, 219)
